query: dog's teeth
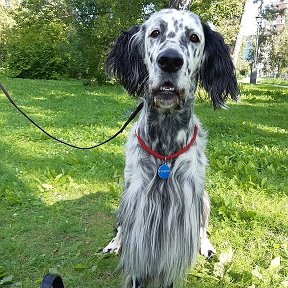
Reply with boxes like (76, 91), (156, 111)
(160, 87), (175, 92)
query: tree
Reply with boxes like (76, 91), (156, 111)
(169, 0), (192, 9)
(257, 2), (288, 76)
(4, 0), (245, 80)
(4, 0), (166, 80)
(190, 0), (246, 50)
(260, 26), (288, 76)
(0, 0), (20, 66)
(233, 0), (250, 67)
(6, 0), (72, 78)
(276, 27), (288, 74)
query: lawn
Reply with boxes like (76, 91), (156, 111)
(258, 78), (288, 87)
(0, 75), (287, 288)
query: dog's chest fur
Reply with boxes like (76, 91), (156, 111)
(117, 103), (207, 286)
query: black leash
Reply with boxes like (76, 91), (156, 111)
(0, 81), (143, 149)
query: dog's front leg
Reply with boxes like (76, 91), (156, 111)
(103, 226), (122, 254)
(200, 192), (216, 258)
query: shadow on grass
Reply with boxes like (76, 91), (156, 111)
(0, 80), (287, 287)
(0, 134), (124, 287)
(0, 193), (122, 287)
(0, 78), (136, 131)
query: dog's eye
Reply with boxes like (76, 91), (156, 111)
(190, 34), (200, 43)
(150, 30), (160, 38)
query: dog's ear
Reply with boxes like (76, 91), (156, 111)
(105, 26), (147, 97)
(200, 22), (239, 108)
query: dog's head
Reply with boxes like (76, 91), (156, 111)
(106, 9), (238, 111)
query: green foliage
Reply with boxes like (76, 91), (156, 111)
(190, 0), (246, 49)
(0, 266), (22, 287)
(4, 0), (166, 80)
(3, 0), (245, 80)
(7, 22), (71, 79)
(274, 26), (288, 74)
(258, 3), (288, 76)
(0, 1), (19, 66)
(6, 0), (72, 79)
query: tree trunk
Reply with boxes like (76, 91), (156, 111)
(168, 0), (192, 10)
(232, 0), (250, 67)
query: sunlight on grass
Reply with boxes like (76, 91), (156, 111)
(40, 182), (121, 206)
(0, 78), (287, 287)
(251, 122), (286, 134)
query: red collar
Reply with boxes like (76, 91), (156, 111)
(136, 126), (198, 161)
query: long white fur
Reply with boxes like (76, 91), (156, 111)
(117, 112), (213, 288)
(102, 8), (236, 288)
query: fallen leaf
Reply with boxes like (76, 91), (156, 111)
(213, 262), (225, 278)
(219, 246), (234, 264)
(269, 256), (281, 271)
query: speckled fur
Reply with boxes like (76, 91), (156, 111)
(105, 8), (238, 288)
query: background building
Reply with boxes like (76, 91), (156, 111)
(272, 0), (287, 31)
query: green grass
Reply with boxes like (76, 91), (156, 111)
(0, 76), (287, 287)
(258, 78), (288, 87)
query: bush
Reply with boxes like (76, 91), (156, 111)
(6, 19), (72, 79)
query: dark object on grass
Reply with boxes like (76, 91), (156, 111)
(40, 273), (64, 288)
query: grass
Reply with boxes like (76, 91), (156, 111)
(0, 75), (287, 287)
(258, 78), (288, 87)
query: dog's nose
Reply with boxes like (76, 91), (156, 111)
(157, 49), (183, 73)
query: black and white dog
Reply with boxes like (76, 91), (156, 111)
(103, 9), (238, 288)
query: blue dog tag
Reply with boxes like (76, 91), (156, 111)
(158, 163), (170, 179)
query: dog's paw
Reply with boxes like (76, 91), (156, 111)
(200, 237), (216, 259)
(102, 238), (121, 254)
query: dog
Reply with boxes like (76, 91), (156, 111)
(103, 8), (238, 288)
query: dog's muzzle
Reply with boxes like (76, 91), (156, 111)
(151, 50), (185, 110)
(152, 82), (184, 110)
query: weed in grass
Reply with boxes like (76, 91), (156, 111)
(0, 78), (287, 287)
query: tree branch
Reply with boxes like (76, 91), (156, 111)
(169, 0), (192, 10)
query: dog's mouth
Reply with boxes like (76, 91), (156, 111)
(151, 82), (183, 110)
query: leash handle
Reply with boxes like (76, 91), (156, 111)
(0, 81), (143, 150)
(39, 273), (64, 288)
